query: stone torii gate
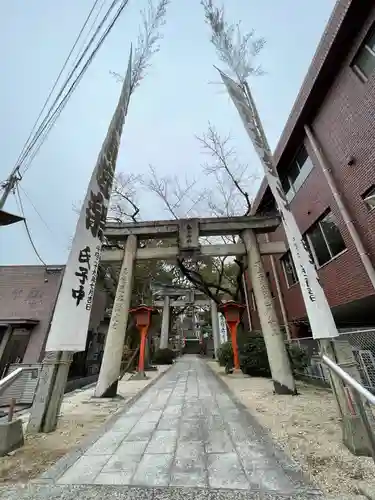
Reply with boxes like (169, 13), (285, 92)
(152, 286), (210, 350)
(94, 214), (294, 398)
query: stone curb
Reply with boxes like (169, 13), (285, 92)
(33, 364), (174, 484)
(205, 361), (324, 497)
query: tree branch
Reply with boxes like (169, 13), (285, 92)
(196, 122), (254, 215)
(142, 165), (208, 220)
(108, 172), (142, 222)
(144, 165), (179, 219)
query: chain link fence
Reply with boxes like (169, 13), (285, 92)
(288, 328), (375, 392)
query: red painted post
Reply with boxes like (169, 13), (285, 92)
(138, 325), (148, 374)
(228, 321), (240, 370)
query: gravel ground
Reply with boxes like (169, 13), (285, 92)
(208, 361), (375, 497)
(0, 398), (125, 483)
(0, 367), (169, 484)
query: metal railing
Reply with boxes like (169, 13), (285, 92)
(322, 354), (375, 463)
(0, 366), (37, 403)
(288, 330), (375, 392)
(0, 367), (25, 396)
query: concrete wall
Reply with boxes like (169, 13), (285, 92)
(0, 265), (111, 366)
(0, 266), (63, 363)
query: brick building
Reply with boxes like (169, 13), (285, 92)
(0, 265), (110, 380)
(248, 0), (375, 339)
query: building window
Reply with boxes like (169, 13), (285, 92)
(281, 251), (299, 287)
(266, 272), (275, 298)
(351, 24), (375, 81)
(362, 185), (375, 211)
(280, 145), (314, 202)
(306, 211), (346, 267)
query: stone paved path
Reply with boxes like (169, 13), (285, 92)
(44, 355), (321, 498)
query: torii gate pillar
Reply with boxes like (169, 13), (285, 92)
(242, 229), (297, 395)
(94, 235), (137, 398)
(160, 295), (171, 349)
(211, 300), (221, 359)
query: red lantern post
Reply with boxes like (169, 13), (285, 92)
(218, 301), (245, 371)
(129, 305), (157, 377)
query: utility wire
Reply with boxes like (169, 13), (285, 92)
(69, 0), (109, 72)
(19, 0), (124, 174)
(18, 184), (70, 246)
(15, 185), (47, 266)
(21, 0), (129, 175)
(14, 0), (104, 170)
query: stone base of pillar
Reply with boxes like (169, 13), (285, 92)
(230, 369), (245, 378)
(130, 371), (148, 380)
(99, 380), (119, 398)
(273, 380), (298, 395)
(27, 351), (72, 434)
(42, 353), (72, 433)
(27, 355), (58, 434)
(323, 338), (375, 455)
(342, 414), (375, 456)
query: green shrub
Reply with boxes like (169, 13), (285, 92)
(239, 333), (310, 378)
(286, 342), (310, 373)
(153, 348), (176, 365)
(217, 341), (233, 367)
(217, 332), (310, 378)
(239, 333), (271, 377)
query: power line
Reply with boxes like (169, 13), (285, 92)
(18, 0), (125, 174)
(15, 0), (104, 170)
(15, 185), (47, 266)
(18, 184), (70, 245)
(18, 185), (74, 254)
(0, 0), (113, 203)
(21, 0), (129, 175)
(70, 0), (109, 71)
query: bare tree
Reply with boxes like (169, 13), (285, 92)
(108, 172), (142, 223)
(73, 172), (141, 223)
(197, 122), (256, 217)
(197, 124), (260, 302)
(142, 164), (224, 301)
(143, 165), (209, 220)
(142, 124), (258, 304)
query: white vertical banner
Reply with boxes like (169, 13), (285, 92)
(218, 312), (228, 344)
(46, 48), (133, 352)
(219, 70), (338, 340)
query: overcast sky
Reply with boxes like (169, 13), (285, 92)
(0, 0), (336, 266)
